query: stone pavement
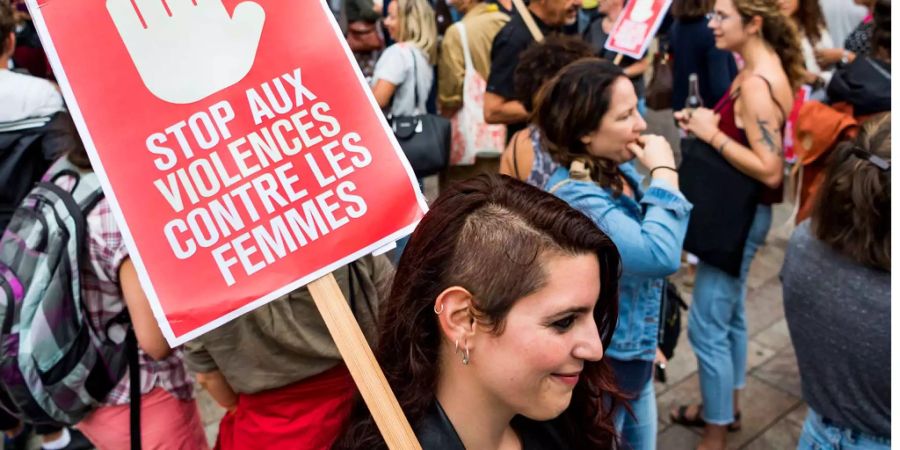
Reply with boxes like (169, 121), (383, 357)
(657, 201), (805, 450)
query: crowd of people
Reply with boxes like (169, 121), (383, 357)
(0, 0), (891, 447)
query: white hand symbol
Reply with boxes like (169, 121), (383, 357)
(107, 0), (266, 104)
(629, 0), (655, 23)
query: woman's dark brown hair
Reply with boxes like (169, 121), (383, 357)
(533, 58), (628, 196)
(671, 0), (713, 20)
(334, 174), (624, 449)
(513, 35), (595, 112)
(0, 0), (15, 55)
(60, 113), (93, 170)
(871, 0), (890, 60)
(789, 0), (825, 45)
(811, 113), (890, 271)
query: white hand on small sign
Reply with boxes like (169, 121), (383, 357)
(107, 0), (266, 104)
(629, 0), (654, 22)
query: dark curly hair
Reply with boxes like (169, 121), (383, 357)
(333, 174), (625, 449)
(513, 35), (595, 112)
(533, 58), (629, 196)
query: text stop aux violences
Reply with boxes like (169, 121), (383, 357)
(147, 68), (374, 287)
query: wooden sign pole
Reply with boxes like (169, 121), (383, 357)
(308, 273), (422, 450)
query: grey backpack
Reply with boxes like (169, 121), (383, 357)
(0, 158), (139, 433)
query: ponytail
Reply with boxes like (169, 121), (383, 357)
(734, 0), (805, 90)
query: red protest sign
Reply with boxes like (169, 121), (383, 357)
(604, 0), (673, 60)
(28, 0), (427, 345)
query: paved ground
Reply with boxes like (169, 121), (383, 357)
(657, 201), (805, 450)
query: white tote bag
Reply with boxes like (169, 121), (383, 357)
(449, 22), (507, 166)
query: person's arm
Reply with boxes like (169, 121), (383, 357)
(483, 93), (529, 124)
(483, 29), (529, 124)
(196, 371), (238, 412)
(622, 56), (650, 78)
(814, 47), (856, 67)
(438, 26), (465, 117)
(370, 46), (405, 109)
(371, 80), (397, 109)
(677, 77), (785, 188)
(562, 178), (691, 278)
(182, 339), (238, 411)
(560, 136), (691, 278)
(119, 258), (171, 360)
(498, 130), (533, 180)
(815, 32), (835, 85)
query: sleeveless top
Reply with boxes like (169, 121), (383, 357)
(712, 76), (786, 205)
(511, 125), (560, 189)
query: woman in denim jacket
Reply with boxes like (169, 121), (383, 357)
(533, 58), (692, 450)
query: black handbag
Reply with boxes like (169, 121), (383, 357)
(389, 49), (450, 178)
(658, 279), (686, 361)
(645, 49), (673, 111)
(678, 135), (761, 276)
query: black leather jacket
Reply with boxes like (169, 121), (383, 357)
(415, 401), (575, 450)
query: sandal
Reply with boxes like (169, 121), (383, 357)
(670, 404), (742, 432)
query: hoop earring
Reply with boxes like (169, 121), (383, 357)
(433, 302), (444, 315)
(454, 339), (459, 353)
(462, 346), (470, 365)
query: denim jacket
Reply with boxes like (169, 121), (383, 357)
(546, 162), (692, 361)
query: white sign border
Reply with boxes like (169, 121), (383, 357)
(603, 0), (673, 61)
(27, 0), (429, 346)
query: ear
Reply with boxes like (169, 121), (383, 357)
(2, 32), (14, 57)
(435, 286), (477, 348)
(745, 15), (763, 36)
(580, 133), (593, 146)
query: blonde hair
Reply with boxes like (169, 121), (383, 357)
(733, 0), (805, 90)
(396, 0), (438, 63)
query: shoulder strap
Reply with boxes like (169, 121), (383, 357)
(127, 328), (142, 450)
(754, 75), (788, 119)
(511, 130), (522, 180)
(511, 0), (544, 42)
(408, 47), (422, 114)
(865, 57), (891, 81)
(732, 75), (788, 121)
(457, 22), (474, 74)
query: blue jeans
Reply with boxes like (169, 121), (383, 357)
(798, 409), (891, 450)
(688, 204), (772, 424)
(613, 378), (657, 450)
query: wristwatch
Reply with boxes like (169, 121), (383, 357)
(840, 50), (850, 65)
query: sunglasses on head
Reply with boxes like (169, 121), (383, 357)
(849, 147), (890, 171)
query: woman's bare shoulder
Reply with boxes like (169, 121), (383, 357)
(741, 69), (793, 117)
(499, 129), (534, 181)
